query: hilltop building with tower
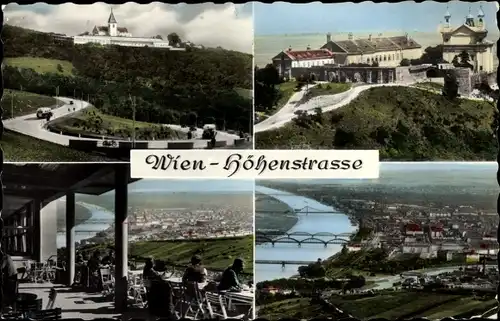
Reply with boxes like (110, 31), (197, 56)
(271, 4), (495, 85)
(439, 6), (495, 73)
(73, 8), (184, 50)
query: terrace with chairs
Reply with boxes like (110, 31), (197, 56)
(2, 163), (254, 320)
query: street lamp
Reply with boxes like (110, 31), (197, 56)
(129, 94), (136, 148)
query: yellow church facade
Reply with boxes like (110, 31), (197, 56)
(440, 6), (495, 73)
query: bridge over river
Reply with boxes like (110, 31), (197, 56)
(256, 230), (351, 247)
(256, 205), (346, 215)
(255, 260), (316, 265)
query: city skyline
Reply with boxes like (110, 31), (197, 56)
(4, 2), (253, 53)
(254, 1), (498, 36)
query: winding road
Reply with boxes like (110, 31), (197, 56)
(254, 81), (417, 133)
(255, 79), (491, 134)
(4, 96), (240, 148)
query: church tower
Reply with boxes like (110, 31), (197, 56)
(108, 8), (118, 37)
(465, 7), (475, 27)
(444, 6), (451, 28)
(477, 5), (485, 30)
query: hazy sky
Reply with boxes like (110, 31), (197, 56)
(254, 1), (498, 35)
(4, 2), (253, 53)
(127, 179), (255, 193)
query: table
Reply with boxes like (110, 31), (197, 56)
(223, 290), (254, 300)
(128, 270), (142, 276)
(165, 277), (207, 289)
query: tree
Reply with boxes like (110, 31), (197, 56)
(442, 71), (459, 100)
(474, 80), (499, 133)
(167, 32), (182, 47)
(452, 51), (474, 70)
(56, 64), (64, 73)
(255, 64), (281, 86)
(254, 65), (282, 113)
(155, 35), (163, 40)
(400, 58), (410, 66)
(421, 45), (445, 65)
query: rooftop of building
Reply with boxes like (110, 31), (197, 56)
(321, 35), (422, 54)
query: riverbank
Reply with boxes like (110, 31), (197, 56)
(56, 201), (114, 248)
(56, 201), (93, 230)
(255, 191), (297, 242)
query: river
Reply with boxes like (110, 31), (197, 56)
(255, 185), (358, 282)
(56, 201), (114, 248)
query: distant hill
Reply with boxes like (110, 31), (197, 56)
(56, 202), (93, 230)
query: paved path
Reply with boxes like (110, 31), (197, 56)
(254, 82), (416, 133)
(4, 97), (240, 148)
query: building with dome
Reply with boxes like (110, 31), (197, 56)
(439, 6), (495, 73)
(73, 8), (182, 50)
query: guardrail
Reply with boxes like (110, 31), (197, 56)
(68, 140), (98, 151)
(167, 141), (194, 149)
(207, 140), (227, 148)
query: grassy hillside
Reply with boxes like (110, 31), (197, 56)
(3, 24), (252, 132)
(258, 292), (496, 320)
(48, 107), (186, 140)
(4, 57), (75, 76)
(0, 130), (109, 162)
(256, 86), (496, 160)
(1, 89), (59, 118)
(129, 235), (253, 273)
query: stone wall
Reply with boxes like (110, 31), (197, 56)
(452, 68), (473, 96)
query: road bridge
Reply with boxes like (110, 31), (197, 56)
(256, 232), (350, 247)
(256, 231), (352, 238)
(255, 260), (315, 265)
(256, 205), (343, 215)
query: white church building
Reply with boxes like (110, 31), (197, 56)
(439, 6), (495, 73)
(73, 9), (183, 50)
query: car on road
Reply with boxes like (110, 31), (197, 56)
(36, 107), (53, 119)
(69, 101), (74, 105)
(202, 124), (216, 139)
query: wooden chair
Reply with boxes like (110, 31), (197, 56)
(46, 288), (57, 310)
(183, 281), (206, 320)
(169, 281), (186, 319)
(205, 292), (245, 320)
(99, 268), (114, 296)
(127, 273), (147, 308)
(224, 293), (253, 320)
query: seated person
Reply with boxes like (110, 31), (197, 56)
(218, 258), (244, 291)
(182, 255), (208, 284)
(101, 250), (115, 266)
(143, 257), (162, 289)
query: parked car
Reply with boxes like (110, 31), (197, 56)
(69, 101), (74, 105)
